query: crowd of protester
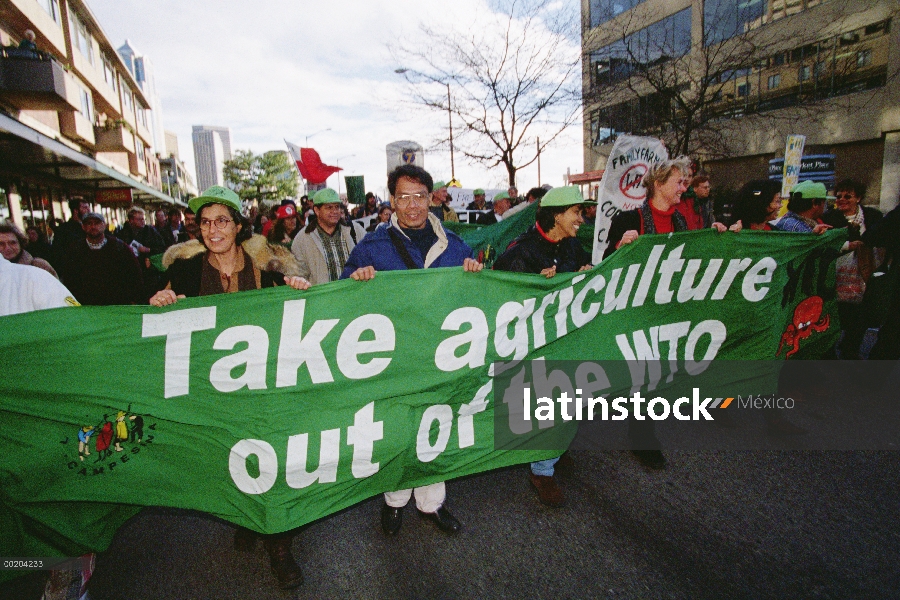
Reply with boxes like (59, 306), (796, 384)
(2, 161), (899, 594)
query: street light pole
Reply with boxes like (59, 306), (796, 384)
(446, 82), (455, 181)
(305, 127), (332, 146)
(395, 68), (455, 181)
(335, 154), (356, 197)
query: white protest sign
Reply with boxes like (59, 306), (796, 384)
(781, 135), (806, 199)
(591, 135), (668, 263)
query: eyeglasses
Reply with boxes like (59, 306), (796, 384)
(835, 194), (856, 200)
(199, 217), (234, 230)
(394, 192), (430, 208)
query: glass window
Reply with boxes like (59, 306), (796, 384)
(37, 0), (61, 24)
(589, 0), (645, 28)
(78, 86), (93, 122)
(864, 20), (889, 36)
(136, 142), (145, 161)
(705, 0), (768, 46)
(68, 11), (94, 64)
(101, 52), (117, 92)
(857, 49), (871, 67)
(813, 60), (826, 78)
(122, 88), (133, 113)
(737, 82), (751, 97)
(768, 74), (781, 89)
(798, 65), (811, 81)
(591, 8), (692, 87)
(772, 53), (785, 66)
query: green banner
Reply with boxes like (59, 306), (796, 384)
(0, 229), (844, 572)
(345, 175), (365, 207)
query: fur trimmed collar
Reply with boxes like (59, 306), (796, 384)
(161, 234), (302, 277)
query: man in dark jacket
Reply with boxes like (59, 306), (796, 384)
(59, 212), (143, 305)
(475, 191), (512, 225)
(52, 198), (91, 265)
(115, 207), (166, 299)
(341, 164), (483, 537)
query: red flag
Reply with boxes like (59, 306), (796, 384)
(284, 140), (342, 185)
(299, 147), (342, 185)
(284, 140), (309, 179)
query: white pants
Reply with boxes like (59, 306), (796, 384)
(384, 481), (445, 513)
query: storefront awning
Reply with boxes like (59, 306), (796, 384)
(0, 112), (183, 206)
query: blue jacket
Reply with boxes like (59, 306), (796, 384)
(774, 211), (816, 233)
(340, 214), (473, 277)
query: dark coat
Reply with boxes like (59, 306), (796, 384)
(161, 235), (301, 297)
(493, 225), (591, 274)
(165, 252), (283, 297)
(822, 206), (883, 240)
(476, 211), (500, 226)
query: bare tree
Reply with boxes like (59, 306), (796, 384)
(393, 0), (582, 186)
(584, 0), (898, 160)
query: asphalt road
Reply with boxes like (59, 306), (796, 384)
(4, 447), (899, 599)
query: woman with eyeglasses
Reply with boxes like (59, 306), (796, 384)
(148, 186), (308, 589)
(151, 186), (309, 306)
(822, 179), (884, 359)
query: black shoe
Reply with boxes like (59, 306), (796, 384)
(419, 506), (462, 534)
(631, 449), (667, 470)
(381, 503), (403, 536)
(263, 537), (303, 589)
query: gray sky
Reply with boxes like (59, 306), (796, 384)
(86, 0), (583, 198)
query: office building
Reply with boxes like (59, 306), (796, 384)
(582, 0), (900, 209)
(117, 39), (165, 155)
(192, 124), (232, 190)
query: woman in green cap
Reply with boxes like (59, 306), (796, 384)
(492, 185), (594, 508)
(151, 186), (310, 305)
(493, 185), (594, 277)
(149, 185), (308, 589)
(149, 186), (307, 589)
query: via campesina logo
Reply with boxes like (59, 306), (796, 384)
(62, 405), (156, 477)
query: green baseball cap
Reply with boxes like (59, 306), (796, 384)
(493, 191), (510, 202)
(189, 186), (242, 215)
(540, 186), (597, 208)
(313, 188), (340, 205)
(473, 188), (485, 196)
(790, 180), (835, 201)
(433, 181), (447, 190)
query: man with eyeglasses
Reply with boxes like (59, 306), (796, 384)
(290, 188), (356, 285)
(774, 180), (834, 234)
(341, 164), (483, 537)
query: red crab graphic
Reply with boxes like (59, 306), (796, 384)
(776, 296), (830, 358)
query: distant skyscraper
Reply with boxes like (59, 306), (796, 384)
(117, 40), (166, 154)
(192, 125), (233, 190)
